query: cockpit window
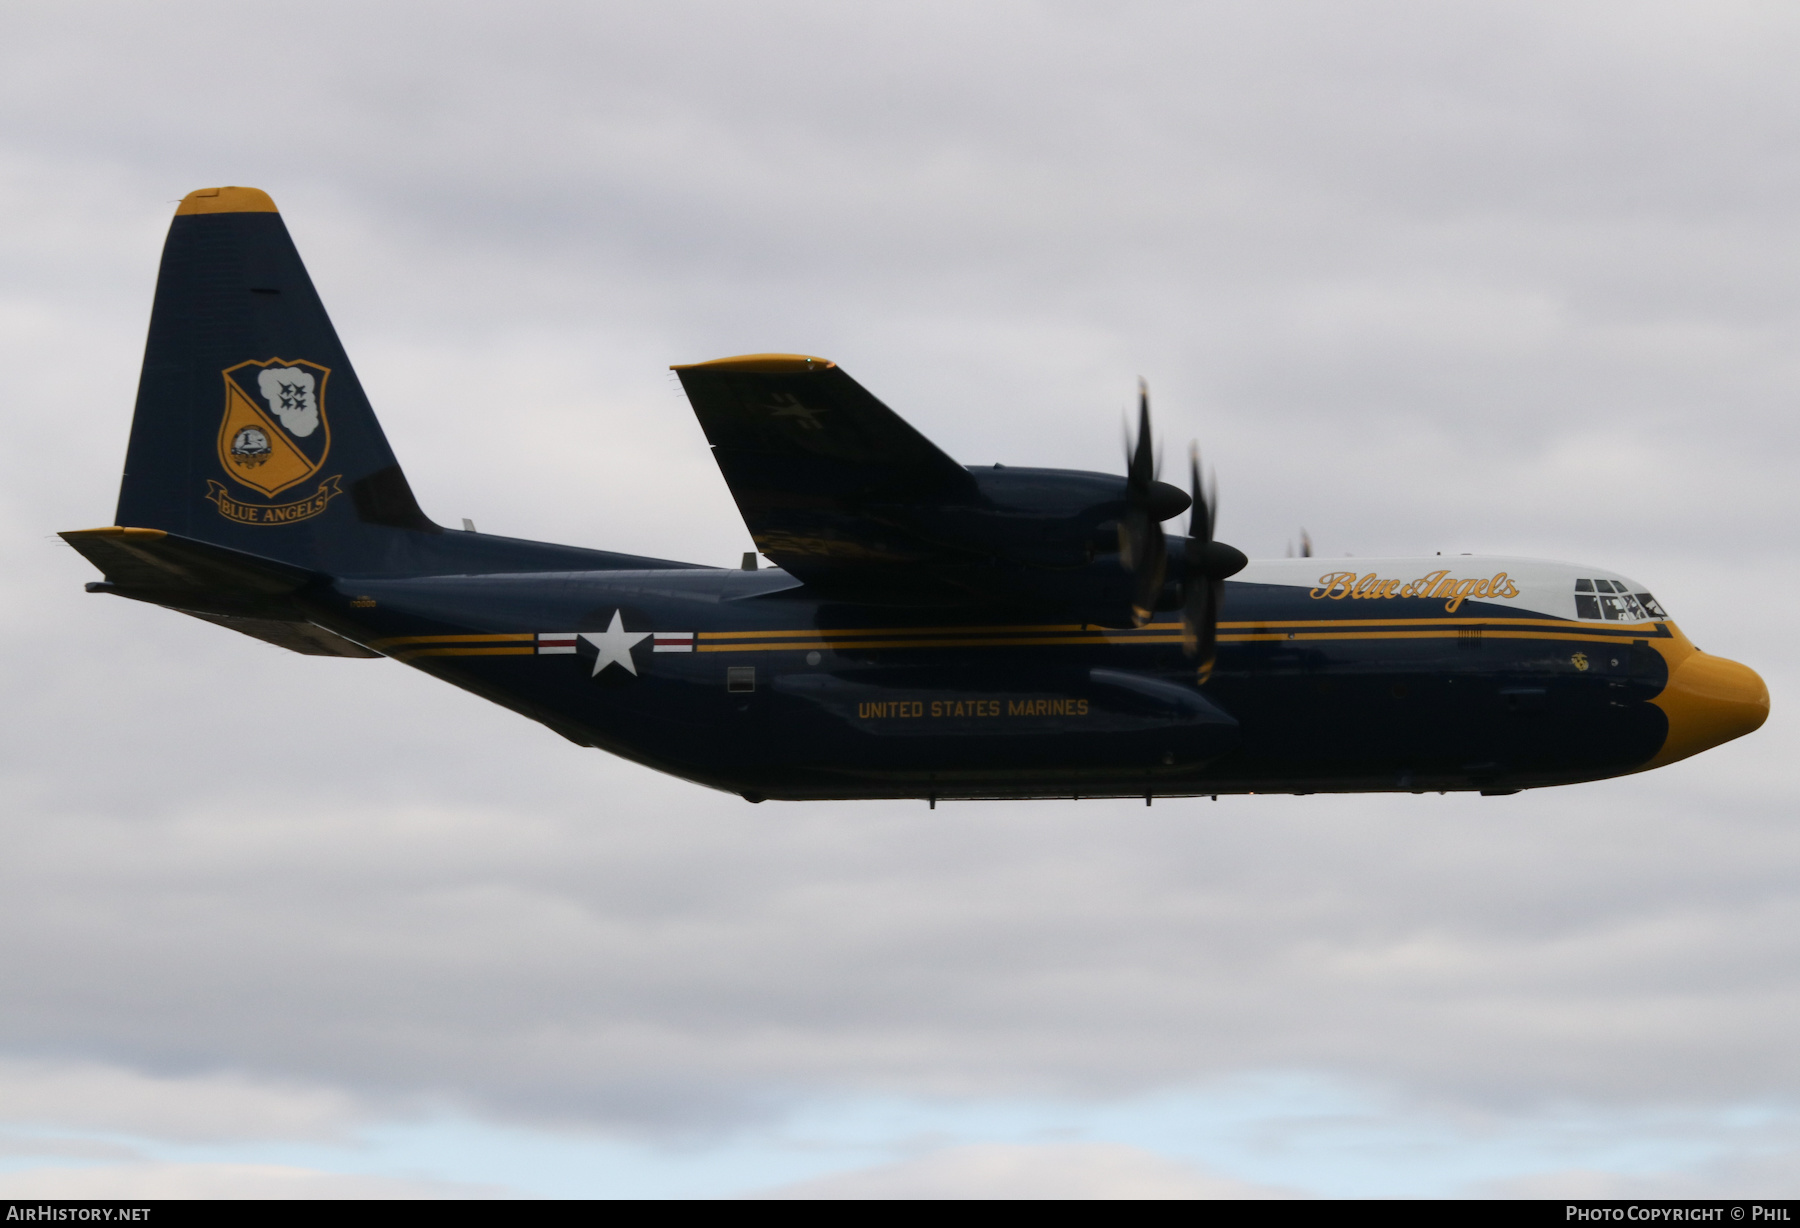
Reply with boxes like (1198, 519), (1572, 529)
(1604, 591), (1647, 620)
(1574, 580), (1666, 622)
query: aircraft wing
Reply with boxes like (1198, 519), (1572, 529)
(671, 354), (982, 586)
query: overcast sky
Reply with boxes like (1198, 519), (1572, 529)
(0, 0), (1795, 1198)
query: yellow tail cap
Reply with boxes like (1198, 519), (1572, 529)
(1648, 651), (1770, 768)
(175, 186), (279, 216)
(670, 353), (835, 373)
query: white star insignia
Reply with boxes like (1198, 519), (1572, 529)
(581, 610), (650, 676)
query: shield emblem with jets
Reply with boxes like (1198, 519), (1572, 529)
(216, 358), (332, 498)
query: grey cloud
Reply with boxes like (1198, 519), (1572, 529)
(0, 760), (1795, 1130)
(1476, 1144), (1800, 1200)
(9, 2), (1798, 560)
(745, 1142), (1297, 1199)
(0, 1162), (507, 1199)
(0, 1061), (360, 1142)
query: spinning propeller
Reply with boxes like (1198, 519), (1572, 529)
(1119, 382), (1247, 682)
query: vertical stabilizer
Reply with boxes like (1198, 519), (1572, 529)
(116, 186), (439, 574)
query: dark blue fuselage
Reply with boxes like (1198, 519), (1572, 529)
(305, 552), (1673, 802)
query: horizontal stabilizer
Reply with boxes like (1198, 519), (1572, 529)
(61, 526), (315, 595)
(173, 609), (382, 658)
(60, 526), (379, 658)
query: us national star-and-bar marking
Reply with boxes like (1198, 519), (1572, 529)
(581, 610), (650, 677)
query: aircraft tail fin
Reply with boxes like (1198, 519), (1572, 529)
(111, 186), (439, 575)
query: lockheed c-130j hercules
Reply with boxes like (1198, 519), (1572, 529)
(61, 187), (1769, 803)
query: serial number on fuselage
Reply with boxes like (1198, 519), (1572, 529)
(857, 698), (1093, 720)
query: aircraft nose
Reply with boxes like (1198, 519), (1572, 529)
(1650, 651), (1770, 767)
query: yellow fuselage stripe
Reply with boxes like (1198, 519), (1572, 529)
(393, 646), (537, 659)
(695, 633), (1188, 652)
(1216, 629), (1657, 645)
(1218, 616), (1660, 631)
(697, 623), (1100, 639)
(373, 633), (536, 648)
(695, 617), (1663, 640)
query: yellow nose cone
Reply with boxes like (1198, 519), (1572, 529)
(1648, 651), (1770, 768)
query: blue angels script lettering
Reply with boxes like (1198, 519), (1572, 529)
(1310, 569), (1521, 614)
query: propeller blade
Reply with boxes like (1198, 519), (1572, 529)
(1194, 584), (1221, 683)
(1119, 380), (1168, 626)
(1130, 527), (1167, 626)
(1179, 441), (1243, 680)
(1181, 445), (1211, 663)
(1182, 576), (1222, 679)
(1127, 380), (1157, 494)
(1188, 444), (1218, 546)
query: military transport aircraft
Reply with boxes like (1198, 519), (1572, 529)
(61, 187), (1769, 802)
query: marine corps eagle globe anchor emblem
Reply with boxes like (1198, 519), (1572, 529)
(205, 357), (344, 524)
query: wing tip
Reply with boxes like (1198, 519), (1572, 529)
(175, 186), (280, 216)
(669, 353), (836, 374)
